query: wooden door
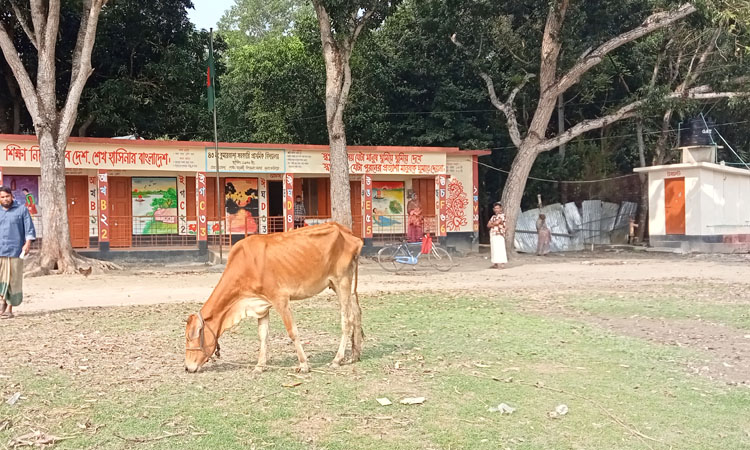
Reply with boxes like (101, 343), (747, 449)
(665, 177), (686, 235)
(66, 176), (89, 248)
(350, 180), (361, 237)
(412, 178), (435, 213)
(109, 177), (132, 247)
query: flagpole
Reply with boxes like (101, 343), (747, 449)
(210, 28), (223, 264)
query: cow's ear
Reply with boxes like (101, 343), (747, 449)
(186, 315), (201, 340)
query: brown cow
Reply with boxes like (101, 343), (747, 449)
(184, 222), (363, 373)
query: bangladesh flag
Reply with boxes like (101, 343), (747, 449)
(207, 41), (215, 111)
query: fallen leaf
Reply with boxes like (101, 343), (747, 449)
(5, 392), (21, 406)
(488, 403), (515, 414)
(548, 404), (569, 418)
(282, 381), (302, 388)
(400, 397), (426, 405)
(376, 397), (392, 406)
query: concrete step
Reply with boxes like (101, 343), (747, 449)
(650, 240), (684, 249)
(646, 246), (684, 254)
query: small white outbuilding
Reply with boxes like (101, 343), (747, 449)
(634, 144), (750, 253)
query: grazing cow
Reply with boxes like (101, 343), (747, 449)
(184, 222), (363, 373)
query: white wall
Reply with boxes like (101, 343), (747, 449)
(698, 168), (750, 235)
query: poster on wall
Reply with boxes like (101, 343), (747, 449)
(6, 175), (40, 216)
(132, 177), (178, 234)
(225, 178), (259, 234)
(372, 181), (405, 234)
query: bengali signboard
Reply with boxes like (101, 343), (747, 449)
(1, 141), (203, 171)
(206, 148), (285, 173)
(287, 150), (446, 175)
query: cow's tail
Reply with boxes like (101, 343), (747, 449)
(353, 255), (364, 340)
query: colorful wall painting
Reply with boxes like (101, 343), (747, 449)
(6, 175), (40, 216)
(371, 181), (405, 234)
(132, 177), (178, 234)
(225, 178), (259, 234)
(446, 178), (469, 231)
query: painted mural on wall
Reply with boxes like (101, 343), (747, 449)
(372, 181), (405, 233)
(446, 178), (469, 231)
(225, 178), (259, 234)
(6, 175), (40, 216)
(132, 177), (178, 234)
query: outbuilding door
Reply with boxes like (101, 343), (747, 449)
(664, 177), (686, 235)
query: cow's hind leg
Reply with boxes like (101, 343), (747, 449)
(254, 313), (270, 373)
(350, 289), (364, 363)
(331, 276), (354, 367)
(274, 298), (310, 373)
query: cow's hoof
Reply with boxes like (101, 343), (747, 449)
(330, 361), (341, 369)
(253, 365), (264, 374)
(297, 363), (311, 374)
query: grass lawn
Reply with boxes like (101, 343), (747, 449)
(1, 292), (748, 449)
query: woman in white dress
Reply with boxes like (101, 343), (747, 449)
(487, 202), (507, 269)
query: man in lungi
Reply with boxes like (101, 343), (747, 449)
(0, 186), (35, 319)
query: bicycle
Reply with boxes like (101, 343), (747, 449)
(377, 235), (453, 272)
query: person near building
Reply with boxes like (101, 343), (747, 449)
(536, 213), (551, 256)
(628, 216), (639, 244)
(0, 186), (35, 318)
(487, 202), (507, 269)
(406, 191), (423, 242)
(293, 195), (306, 229)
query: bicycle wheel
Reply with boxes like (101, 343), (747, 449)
(377, 245), (408, 272)
(428, 246), (453, 271)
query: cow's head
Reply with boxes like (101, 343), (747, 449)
(184, 312), (220, 373)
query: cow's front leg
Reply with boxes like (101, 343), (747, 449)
(254, 314), (270, 374)
(275, 299), (310, 373)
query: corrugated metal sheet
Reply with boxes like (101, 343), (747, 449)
(612, 201), (638, 243)
(543, 203), (569, 252)
(563, 202), (584, 251)
(514, 207), (541, 253)
(514, 203), (575, 253)
(514, 200), (634, 252)
(582, 200), (602, 245)
(600, 202), (620, 244)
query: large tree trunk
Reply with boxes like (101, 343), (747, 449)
(0, 0), (114, 275)
(328, 116), (352, 228)
(322, 56), (352, 228)
(37, 129), (76, 272)
(500, 142), (540, 254)
(635, 120), (648, 243)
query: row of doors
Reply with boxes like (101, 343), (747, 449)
(64, 176), (439, 248)
(66, 176), (132, 248)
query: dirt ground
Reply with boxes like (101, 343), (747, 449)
(12, 250), (750, 387)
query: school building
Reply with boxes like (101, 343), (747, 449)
(0, 134), (488, 258)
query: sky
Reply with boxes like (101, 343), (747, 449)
(188, 0), (235, 31)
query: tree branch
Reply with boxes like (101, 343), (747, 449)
(539, 87), (750, 153)
(554, 3), (697, 97)
(9, 0), (38, 50)
(539, 100), (643, 152)
(59, 0), (106, 142)
(539, 0), (569, 93)
(479, 72), (534, 148)
(451, 33), (533, 148)
(0, 23), (40, 120)
(351, 8), (375, 44)
(29, 0), (46, 48)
